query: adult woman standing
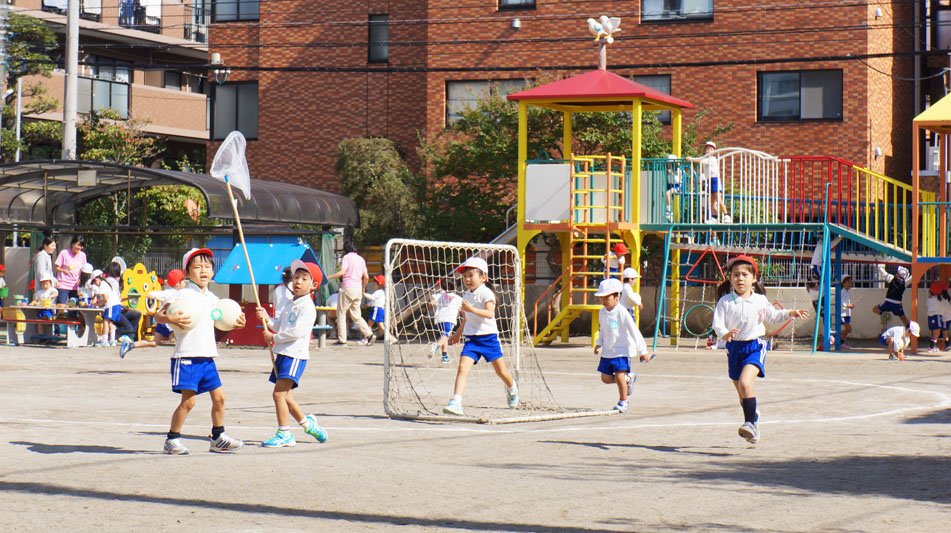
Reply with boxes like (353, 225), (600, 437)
(54, 236), (87, 304)
(326, 240), (374, 345)
(33, 236), (57, 296)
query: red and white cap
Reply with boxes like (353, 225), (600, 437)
(290, 259), (323, 288)
(456, 257), (489, 275)
(165, 269), (186, 287)
(705, 140), (717, 149)
(182, 248), (213, 269)
(725, 255), (758, 278)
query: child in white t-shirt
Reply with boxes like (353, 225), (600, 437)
(431, 278), (464, 364)
(593, 278), (648, 413)
(880, 322), (920, 361)
(365, 275), (386, 337)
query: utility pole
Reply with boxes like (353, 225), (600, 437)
(1, 3), (8, 161)
(62, 0), (79, 159)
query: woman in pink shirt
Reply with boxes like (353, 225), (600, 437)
(327, 240), (374, 345)
(54, 236), (87, 304)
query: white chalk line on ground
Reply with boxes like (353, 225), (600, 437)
(1, 375), (947, 436)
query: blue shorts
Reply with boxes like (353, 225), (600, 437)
(667, 184), (681, 194)
(877, 300), (905, 316)
(879, 334), (891, 346)
(369, 307), (384, 323)
(726, 339), (766, 380)
(710, 177), (721, 193)
(170, 357), (221, 394)
(597, 356), (631, 376)
(841, 316), (851, 325)
(154, 323), (173, 338)
(102, 305), (122, 322)
(269, 354), (307, 388)
(928, 315), (945, 331)
(461, 334), (504, 364)
(38, 309), (54, 319)
(438, 322), (454, 337)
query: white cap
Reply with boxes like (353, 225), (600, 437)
(81, 263), (94, 274)
(897, 266), (910, 280)
(840, 274), (852, 283)
(91, 269), (103, 280)
(38, 273), (54, 283)
(110, 256), (127, 273)
(621, 267), (640, 280)
(667, 154), (678, 160)
(908, 321), (920, 337)
(594, 278), (624, 297)
(456, 257), (489, 275)
(705, 141), (717, 149)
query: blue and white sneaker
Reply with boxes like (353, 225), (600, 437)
(209, 433), (244, 453)
(302, 415), (328, 443)
(441, 353), (450, 364)
(613, 400), (629, 413)
(625, 373), (637, 396)
(443, 398), (464, 416)
(506, 385), (519, 408)
(119, 336), (134, 359)
(163, 438), (189, 455)
(261, 430), (296, 448)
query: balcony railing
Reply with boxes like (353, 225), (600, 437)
(184, 23), (208, 43)
(119, 2), (162, 34)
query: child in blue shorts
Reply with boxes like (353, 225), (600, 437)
(431, 277), (463, 364)
(256, 259), (329, 448)
(873, 264), (911, 327)
(880, 322), (919, 361)
(712, 255), (808, 445)
(443, 257), (518, 416)
(365, 274), (386, 338)
(155, 248), (246, 455)
(593, 278), (649, 413)
(926, 282), (946, 352)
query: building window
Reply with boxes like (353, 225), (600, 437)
(642, 0), (713, 22)
(368, 15), (389, 63)
(186, 0), (209, 43)
(78, 77), (130, 119)
(632, 75), (672, 124)
(758, 70), (843, 121)
(165, 71), (183, 90)
(499, 0), (536, 9)
(213, 0), (260, 22)
(43, 0), (102, 21)
(119, 0), (163, 33)
(213, 82), (258, 139)
(446, 79), (530, 124)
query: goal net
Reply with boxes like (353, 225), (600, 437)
(384, 239), (614, 424)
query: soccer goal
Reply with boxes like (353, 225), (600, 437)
(383, 238), (616, 424)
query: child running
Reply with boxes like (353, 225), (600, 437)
(155, 248), (246, 455)
(873, 264), (911, 327)
(593, 278), (648, 413)
(443, 257), (518, 416)
(255, 259), (329, 448)
(839, 274), (855, 349)
(431, 278), (463, 364)
(619, 267), (655, 362)
(119, 269), (187, 358)
(712, 255), (808, 444)
(881, 321), (920, 361)
(365, 274), (386, 338)
(98, 263), (123, 347)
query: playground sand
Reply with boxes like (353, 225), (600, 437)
(0, 340), (948, 532)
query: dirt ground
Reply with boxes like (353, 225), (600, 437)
(0, 338), (948, 532)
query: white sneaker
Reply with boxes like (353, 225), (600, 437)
(428, 343), (438, 359)
(625, 373), (637, 396)
(443, 398), (464, 416)
(506, 386), (519, 408)
(163, 438), (189, 455)
(209, 433), (244, 453)
(613, 401), (629, 413)
(738, 422), (760, 444)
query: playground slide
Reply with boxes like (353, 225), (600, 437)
(490, 223), (518, 245)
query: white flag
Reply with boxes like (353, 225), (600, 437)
(210, 131), (252, 200)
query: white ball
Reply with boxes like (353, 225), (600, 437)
(211, 298), (243, 331)
(722, 214), (733, 224)
(165, 290), (205, 333)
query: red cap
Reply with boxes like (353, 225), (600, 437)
(0, 264), (5, 272)
(290, 259), (323, 289)
(612, 243), (628, 255)
(930, 281), (943, 296)
(166, 269), (186, 287)
(726, 255), (758, 278)
(182, 248), (213, 269)
(374, 274), (386, 286)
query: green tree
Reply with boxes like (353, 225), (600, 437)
(335, 137), (422, 245)
(3, 14), (57, 87)
(78, 109), (162, 165)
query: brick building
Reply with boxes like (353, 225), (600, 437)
(208, 1), (935, 193)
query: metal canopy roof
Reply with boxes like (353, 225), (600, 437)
(0, 160), (358, 229)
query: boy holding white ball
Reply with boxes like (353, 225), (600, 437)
(255, 259), (328, 447)
(155, 248), (247, 455)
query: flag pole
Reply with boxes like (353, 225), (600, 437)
(224, 174), (277, 374)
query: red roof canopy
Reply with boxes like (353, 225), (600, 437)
(506, 69), (693, 109)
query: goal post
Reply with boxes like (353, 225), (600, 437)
(383, 238), (616, 424)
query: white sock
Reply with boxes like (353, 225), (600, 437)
(278, 426), (291, 432)
(452, 394), (462, 403)
(507, 384), (518, 394)
(298, 418), (310, 427)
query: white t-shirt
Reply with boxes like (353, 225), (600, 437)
(703, 155), (719, 180)
(881, 325), (909, 351)
(365, 289), (385, 309)
(840, 288), (852, 318)
(462, 284), (499, 336)
(712, 291), (793, 341)
(0, 277), (6, 290)
(35, 286), (58, 303)
(620, 284), (641, 310)
(273, 283), (294, 321)
(148, 288), (179, 303)
(596, 304), (647, 358)
(927, 295), (942, 318)
(271, 295), (317, 360)
(942, 298), (951, 321)
(432, 290), (463, 324)
(103, 277), (121, 308)
(172, 282), (220, 359)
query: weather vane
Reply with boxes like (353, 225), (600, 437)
(587, 16), (622, 70)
